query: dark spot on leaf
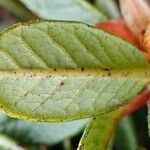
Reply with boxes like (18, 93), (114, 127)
(107, 72), (111, 76)
(122, 72), (129, 77)
(81, 67), (84, 71)
(46, 75), (51, 78)
(30, 74), (36, 77)
(60, 81), (64, 86)
(103, 68), (110, 71)
(14, 102), (17, 106)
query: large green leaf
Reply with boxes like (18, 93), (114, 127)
(78, 109), (121, 150)
(0, 20), (150, 122)
(19, 0), (107, 24)
(0, 112), (87, 145)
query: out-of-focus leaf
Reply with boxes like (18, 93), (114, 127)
(19, 0), (107, 24)
(0, 0), (34, 20)
(95, 0), (120, 18)
(78, 109), (121, 150)
(114, 116), (138, 150)
(0, 21), (150, 122)
(147, 101), (150, 138)
(0, 112), (87, 145)
(0, 134), (23, 150)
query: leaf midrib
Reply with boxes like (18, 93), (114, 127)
(0, 68), (150, 80)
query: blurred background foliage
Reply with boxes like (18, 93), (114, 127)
(0, 0), (150, 149)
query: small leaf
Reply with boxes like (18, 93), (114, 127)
(78, 109), (121, 150)
(114, 116), (138, 150)
(147, 101), (150, 137)
(19, 0), (107, 24)
(95, 0), (120, 18)
(0, 21), (150, 122)
(0, 112), (87, 145)
(120, 0), (150, 35)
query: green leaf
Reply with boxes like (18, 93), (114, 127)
(19, 0), (107, 24)
(95, 0), (120, 18)
(0, 0), (34, 19)
(0, 20), (150, 122)
(0, 112), (87, 145)
(114, 116), (138, 150)
(0, 134), (23, 150)
(78, 109), (121, 150)
(147, 103), (150, 137)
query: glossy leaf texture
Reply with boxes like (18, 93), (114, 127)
(0, 112), (87, 145)
(0, 20), (150, 122)
(78, 109), (121, 150)
(19, 0), (107, 24)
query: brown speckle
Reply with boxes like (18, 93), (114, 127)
(103, 68), (110, 71)
(81, 67), (84, 71)
(107, 71), (111, 76)
(60, 81), (64, 86)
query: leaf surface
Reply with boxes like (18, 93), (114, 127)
(19, 0), (107, 24)
(0, 21), (150, 122)
(0, 112), (87, 145)
(78, 109), (121, 150)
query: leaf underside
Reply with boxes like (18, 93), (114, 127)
(19, 0), (107, 24)
(0, 20), (149, 122)
(0, 112), (88, 145)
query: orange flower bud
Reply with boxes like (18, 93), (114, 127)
(140, 24), (150, 54)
